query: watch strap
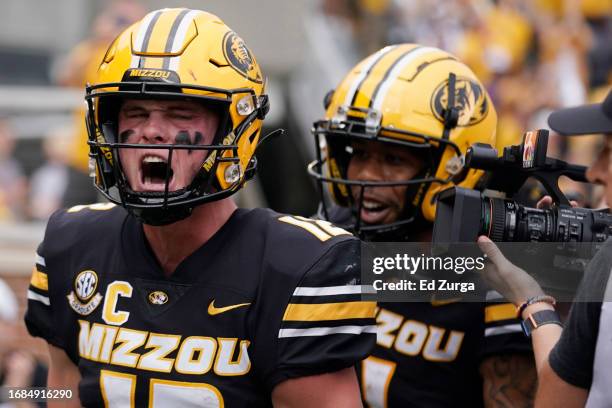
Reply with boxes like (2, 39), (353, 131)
(521, 309), (562, 337)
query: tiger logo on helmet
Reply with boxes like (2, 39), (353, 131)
(431, 77), (489, 127)
(308, 44), (497, 239)
(86, 8), (270, 225)
(223, 31), (262, 83)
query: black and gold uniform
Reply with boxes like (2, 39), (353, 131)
(314, 208), (529, 407)
(25, 204), (376, 407)
(307, 44), (533, 407)
(360, 300), (528, 408)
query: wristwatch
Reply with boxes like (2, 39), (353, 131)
(521, 310), (562, 337)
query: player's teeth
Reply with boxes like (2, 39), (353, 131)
(143, 156), (166, 164)
(363, 201), (383, 210)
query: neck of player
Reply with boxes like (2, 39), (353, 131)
(142, 198), (237, 276)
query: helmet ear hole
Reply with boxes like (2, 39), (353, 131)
(323, 90), (334, 110)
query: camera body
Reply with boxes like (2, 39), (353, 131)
(433, 129), (612, 243)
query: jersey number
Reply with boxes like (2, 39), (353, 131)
(67, 203), (116, 213)
(100, 370), (224, 407)
(278, 216), (351, 241)
(361, 356), (396, 408)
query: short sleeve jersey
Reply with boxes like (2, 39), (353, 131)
(325, 204), (530, 407)
(25, 205), (376, 407)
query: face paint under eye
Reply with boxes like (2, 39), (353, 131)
(175, 131), (204, 154)
(119, 129), (135, 143)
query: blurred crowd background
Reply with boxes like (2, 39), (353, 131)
(0, 0), (610, 395)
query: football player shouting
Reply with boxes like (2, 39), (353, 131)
(308, 44), (535, 407)
(24, 8), (375, 407)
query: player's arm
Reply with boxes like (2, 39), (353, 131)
(272, 367), (362, 408)
(253, 232), (375, 406)
(481, 295), (536, 407)
(481, 293), (537, 408)
(480, 353), (536, 408)
(47, 344), (81, 408)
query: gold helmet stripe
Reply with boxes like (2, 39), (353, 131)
(131, 9), (163, 68)
(166, 9), (203, 72)
(371, 46), (441, 112)
(343, 45), (397, 108)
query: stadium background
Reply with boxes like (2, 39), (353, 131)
(0, 0), (610, 381)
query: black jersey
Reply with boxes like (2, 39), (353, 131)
(360, 298), (529, 408)
(25, 204), (376, 407)
(323, 206), (530, 407)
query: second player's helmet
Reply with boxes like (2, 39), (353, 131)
(86, 8), (269, 225)
(308, 44), (497, 239)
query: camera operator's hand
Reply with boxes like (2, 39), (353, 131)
(536, 195), (579, 209)
(477, 236), (545, 306)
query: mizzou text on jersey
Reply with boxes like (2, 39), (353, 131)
(25, 205), (376, 407)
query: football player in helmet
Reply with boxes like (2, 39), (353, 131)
(24, 9), (375, 407)
(308, 44), (535, 407)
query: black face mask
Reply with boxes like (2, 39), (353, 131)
(309, 128), (454, 241)
(316, 188), (433, 243)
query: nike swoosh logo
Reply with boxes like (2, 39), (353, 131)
(207, 300), (251, 315)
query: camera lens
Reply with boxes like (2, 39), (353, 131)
(480, 197), (518, 241)
(479, 197), (612, 242)
(480, 198), (556, 241)
(432, 188), (612, 244)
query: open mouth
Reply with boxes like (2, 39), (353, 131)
(358, 198), (394, 224)
(140, 155), (174, 189)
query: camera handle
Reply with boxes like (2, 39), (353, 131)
(528, 159), (587, 207)
(465, 129), (588, 208)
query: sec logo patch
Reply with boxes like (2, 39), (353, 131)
(68, 270), (102, 315)
(75, 270), (98, 301)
